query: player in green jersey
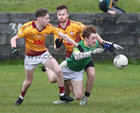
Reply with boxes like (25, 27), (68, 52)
(53, 26), (104, 105)
(53, 25), (123, 105)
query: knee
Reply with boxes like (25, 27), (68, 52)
(88, 73), (95, 82)
(75, 93), (83, 100)
(48, 76), (57, 83)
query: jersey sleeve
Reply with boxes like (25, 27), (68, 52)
(77, 22), (85, 32)
(17, 23), (27, 38)
(51, 25), (59, 36)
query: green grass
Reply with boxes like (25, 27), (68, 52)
(0, 63), (140, 113)
(0, 0), (140, 13)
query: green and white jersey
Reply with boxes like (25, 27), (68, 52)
(67, 40), (99, 72)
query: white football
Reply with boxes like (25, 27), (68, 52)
(113, 54), (128, 69)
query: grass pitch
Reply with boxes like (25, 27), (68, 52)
(0, 0), (140, 13)
(0, 63), (140, 113)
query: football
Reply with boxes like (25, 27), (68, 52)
(113, 54), (128, 69)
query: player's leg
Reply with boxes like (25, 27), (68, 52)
(53, 80), (73, 104)
(80, 60), (95, 105)
(14, 55), (37, 105)
(85, 67), (95, 93)
(64, 80), (73, 96)
(44, 57), (63, 86)
(53, 67), (84, 104)
(113, 6), (125, 13)
(14, 69), (34, 105)
(45, 67), (57, 83)
(65, 68), (84, 100)
(43, 57), (74, 102)
(71, 80), (84, 100)
(22, 69), (34, 95)
(110, 6), (125, 13)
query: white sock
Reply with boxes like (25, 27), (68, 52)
(20, 95), (24, 100)
(60, 93), (64, 96)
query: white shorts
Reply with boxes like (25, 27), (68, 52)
(24, 51), (52, 70)
(60, 60), (84, 81)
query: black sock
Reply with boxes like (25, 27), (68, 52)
(85, 91), (90, 97)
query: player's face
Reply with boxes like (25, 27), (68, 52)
(86, 33), (97, 47)
(39, 14), (50, 27)
(57, 9), (69, 23)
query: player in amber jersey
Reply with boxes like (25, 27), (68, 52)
(10, 8), (84, 106)
(54, 20), (84, 57)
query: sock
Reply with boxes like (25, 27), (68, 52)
(20, 91), (26, 99)
(20, 95), (24, 100)
(59, 87), (64, 96)
(85, 91), (90, 97)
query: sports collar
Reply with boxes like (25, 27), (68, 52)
(32, 20), (46, 32)
(83, 40), (94, 48)
(58, 19), (70, 30)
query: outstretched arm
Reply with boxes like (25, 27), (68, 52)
(10, 35), (20, 48)
(73, 48), (105, 60)
(58, 31), (84, 52)
(96, 34), (124, 52)
(58, 31), (78, 47)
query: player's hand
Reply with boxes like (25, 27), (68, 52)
(92, 48), (105, 54)
(11, 47), (21, 56)
(113, 43), (124, 50)
(55, 38), (63, 49)
(77, 45), (84, 52)
(102, 41), (115, 52)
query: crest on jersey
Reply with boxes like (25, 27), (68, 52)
(70, 32), (74, 35)
(44, 34), (48, 37)
(37, 35), (41, 38)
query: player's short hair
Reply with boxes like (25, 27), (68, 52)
(56, 5), (69, 13)
(35, 8), (49, 18)
(82, 26), (96, 39)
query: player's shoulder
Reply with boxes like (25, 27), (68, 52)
(47, 23), (56, 29)
(23, 21), (32, 27)
(22, 21), (33, 30)
(71, 20), (84, 26)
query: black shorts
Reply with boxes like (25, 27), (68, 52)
(84, 60), (94, 71)
(99, 1), (107, 12)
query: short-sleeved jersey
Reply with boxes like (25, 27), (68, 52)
(67, 40), (99, 72)
(17, 20), (59, 56)
(54, 20), (84, 58)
